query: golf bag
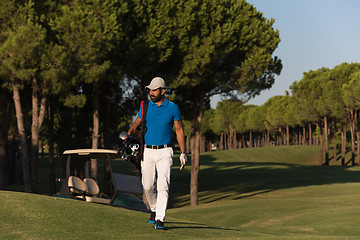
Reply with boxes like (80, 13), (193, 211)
(118, 100), (149, 172)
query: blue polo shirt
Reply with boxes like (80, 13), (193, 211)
(138, 98), (182, 146)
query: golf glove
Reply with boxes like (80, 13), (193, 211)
(179, 153), (187, 170)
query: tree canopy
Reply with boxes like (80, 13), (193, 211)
(0, 0), (282, 198)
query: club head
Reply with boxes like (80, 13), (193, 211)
(119, 131), (128, 140)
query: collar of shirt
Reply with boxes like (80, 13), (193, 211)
(149, 98), (169, 108)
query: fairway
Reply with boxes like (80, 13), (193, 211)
(2, 146), (360, 239)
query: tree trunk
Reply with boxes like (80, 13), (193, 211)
(348, 109), (356, 166)
(30, 76), (47, 193)
(48, 96), (56, 194)
(318, 123), (324, 165)
(341, 125), (346, 166)
(249, 130), (253, 148)
(308, 123), (312, 145)
(233, 133), (237, 149)
(229, 125), (236, 149)
(103, 80), (112, 196)
(302, 126), (306, 145)
(324, 116), (329, 165)
(219, 132), (224, 150)
(286, 125), (289, 145)
(12, 79), (32, 192)
(190, 131), (198, 206)
(227, 132), (231, 149)
(333, 125), (337, 164)
(229, 125), (234, 149)
(263, 130), (266, 146)
(225, 132), (229, 150)
(357, 131), (360, 165)
(91, 82), (100, 182)
(190, 85), (204, 207)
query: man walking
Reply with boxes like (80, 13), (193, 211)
(127, 77), (187, 230)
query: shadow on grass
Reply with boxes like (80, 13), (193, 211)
(166, 221), (241, 232)
(169, 153), (360, 208)
(16, 147), (360, 210)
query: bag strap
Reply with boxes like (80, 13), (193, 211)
(140, 100), (149, 133)
(142, 100), (149, 124)
(141, 101), (144, 119)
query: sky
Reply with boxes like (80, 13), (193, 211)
(211, 0), (360, 108)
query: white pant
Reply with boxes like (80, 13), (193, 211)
(141, 147), (173, 222)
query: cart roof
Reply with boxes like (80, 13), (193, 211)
(63, 149), (118, 159)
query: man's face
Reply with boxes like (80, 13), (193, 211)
(149, 88), (164, 102)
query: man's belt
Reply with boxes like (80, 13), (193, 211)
(145, 144), (172, 150)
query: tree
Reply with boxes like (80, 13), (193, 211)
(118, 0), (184, 100)
(339, 63), (360, 165)
(290, 68), (330, 164)
(0, 1), (51, 192)
(213, 100), (244, 150)
(342, 70), (360, 107)
(0, 1), (17, 189)
(51, 0), (126, 181)
(170, 0), (281, 206)
(282, 94), (300, 145)
(246, 105), (267, 147)
(265, 96), (291, 145)
(235, 105), (257, 148)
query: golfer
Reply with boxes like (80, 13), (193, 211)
(127, 77), (187, 230)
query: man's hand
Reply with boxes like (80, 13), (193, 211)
(179, 153), (187, 170)
(174, 120), (186, 170)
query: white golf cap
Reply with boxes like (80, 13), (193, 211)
(146, 77), (166, 90)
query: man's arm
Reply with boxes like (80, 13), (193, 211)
(174, 120), (186, 152)
(127, 116), (142, 136)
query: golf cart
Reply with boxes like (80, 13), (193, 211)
(56, 148), (148, 212)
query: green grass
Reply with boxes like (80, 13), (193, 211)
(2, 145), (360, 239)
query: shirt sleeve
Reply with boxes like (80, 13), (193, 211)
(173, 104), (182, 121)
